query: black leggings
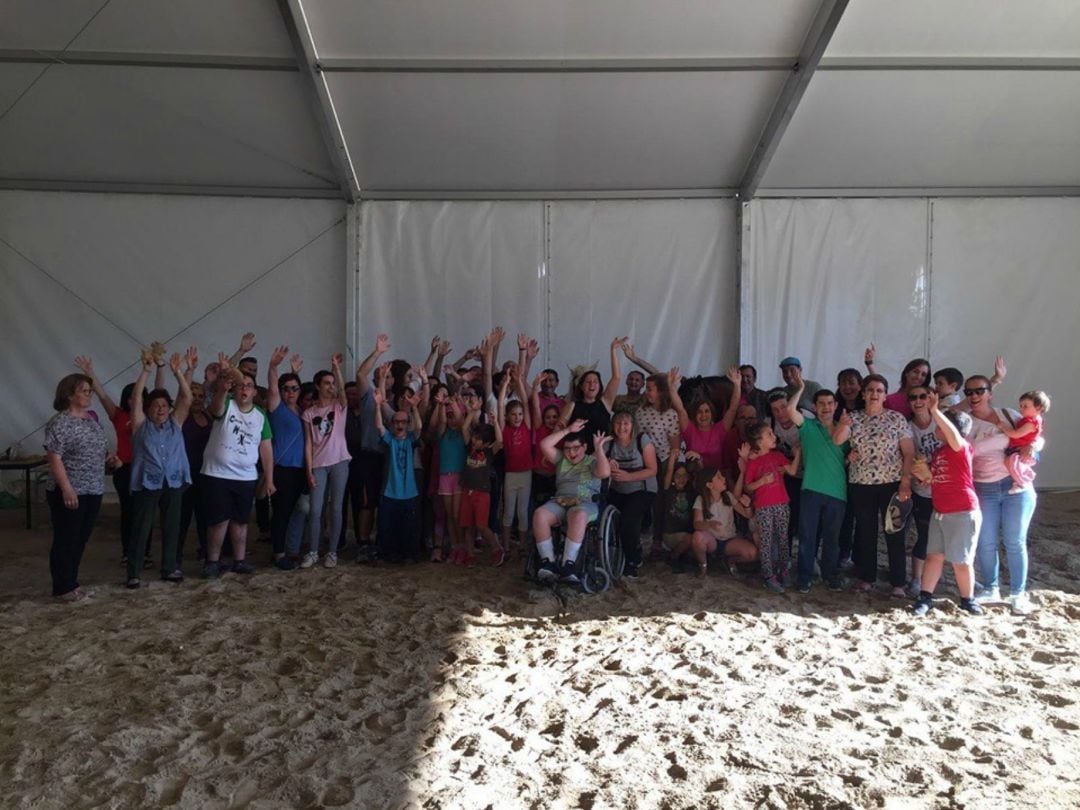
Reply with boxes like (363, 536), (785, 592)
(607, 489), (655, 568)
(47, 490), (101, 596)
(271, 466), (307, 556)
(849, 481), (906, 586)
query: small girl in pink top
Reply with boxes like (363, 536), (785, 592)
(997, 390), (1050, 494)
(736, 421), (801, 593)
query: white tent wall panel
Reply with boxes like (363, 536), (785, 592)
(358, 201), (547, 370)
(1, 0), (294, 57)
(0, 191), (346, 457)
(928, 198), (1080, 489)
(742, 198), (930, 394)
(359, 199), (736, 380)
(547, 200), (737, 376)
(308, 0), (817, 60)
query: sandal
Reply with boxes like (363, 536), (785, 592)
(852, 580), (873, 593)
(125, 578), (141, 589)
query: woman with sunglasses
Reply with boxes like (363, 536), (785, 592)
(963, 375), (1039, 614)
(834, 374), (915, 596)
(267, 346), (306, 569)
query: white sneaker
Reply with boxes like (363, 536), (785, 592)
(300, 551), (318, 569)
(323, 552), (338, 569)
(1010, 593), (1034, 615)
(974, 586), (1001, 604)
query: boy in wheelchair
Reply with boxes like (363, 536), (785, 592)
(531, 419), (612, 583)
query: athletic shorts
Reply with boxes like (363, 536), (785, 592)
(538, 499), (599, 525)
(437, 472), (461, 496)
(458, 489), (491, 528)
(927, 509), (981, 564)
(203, 475), (257, 525)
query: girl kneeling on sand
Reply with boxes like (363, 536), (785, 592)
(691, 468), (756, 576)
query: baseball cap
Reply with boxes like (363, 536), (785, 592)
(779, 356), (801, 369)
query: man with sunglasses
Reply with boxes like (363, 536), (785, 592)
(266, 346), (306, 569)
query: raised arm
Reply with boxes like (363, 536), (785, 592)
(129, 358), (153, 433)
(331, 352), (348, 408)
(863, 343), (877, 377)
(621, 341), (661, 376)
(73, 356), (119, 419)
(515, 372), (532, 429)
(480, 334), (494, 405)
(372, 388), (388, 437)
(926, 391), (964, 452)
(228, 331), (256, 368)
(183, 345), (199, 387)
(540, 418), (586, 465)
(423, 335), (440, 378)
(783, 446), (802, 477)
(720, 365), (742, 431)
(209, 353), (235, 419)
(786, 378), (806, 428)
(601, 336), (626, 410)
(990, 355), (1007, 388)
(529, 373), (544, 428)
(668, 366), (690, 430)
(431, 337), (451, 381)
(591, 432), (612, 479)
(171, 352), (193, 425)
(267, 344), (289, 413)
(497, 372), (511, 429)
(356, 333), (390, 397)
(489, 326), (505, 375)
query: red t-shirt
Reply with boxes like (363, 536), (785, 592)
(745, 450), (790, 508)
(930, 442), (978, 514)
(1007, 415), (1041, 449)
(503, 423), (533, 473)
(682, 422), (727, 469)
(884, 391), (913, 420)
(110, 409), (133, 463)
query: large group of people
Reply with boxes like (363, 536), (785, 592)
(43, 329), (1048, 619)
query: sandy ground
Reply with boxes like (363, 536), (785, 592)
(1, 493), (1079, 809)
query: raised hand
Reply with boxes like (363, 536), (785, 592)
(437, 339), (452, 357)
(373, 388), (385, 407)
(74, 356), (94, 376)
(375, 362), (391, 383)
(517, 332), (529, 351)
(864, 343), (876, 365)
(531, 372), (544, 390)
(491, 326), (506, 344)
(593, 432), (612, 451)
(788, 364), (803, 386)
(926, 390), (939, 411)
(203, 363), (220, 385)
(838, 411), (853, 429)
(270, 345), (289, 368)
(239, 332), (257, 353)
(139, 346), (156, 371)
(331, 352), (344, 368)
(431, 334), (442, 352)
(611, 336), (628, 351)
(375, 334), (391, 354)
(994, 355), (1007, 381)
(620, 341), (635, 360)
(726, 365), (741, 385)
(434, 387), (449, 405)
(667, 366), (682, 389)
(738, 442), (751, 462)
(568, 418), (588, 434)
(290, 354), (303, 375)
(526, 339), (540, 360)
(169, 353), (183, 375)
(185, 346), (199, 372)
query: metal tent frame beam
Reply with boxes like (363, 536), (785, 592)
(0, 49), (298, 71)
(275, 0), (360, 202)
(0, 179), (343, 199)
(737, 0), (850, 200)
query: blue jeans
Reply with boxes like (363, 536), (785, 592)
(797, 489), (846, 587)
(307, 459), (350, 555)
(974, 477), (1036, 597)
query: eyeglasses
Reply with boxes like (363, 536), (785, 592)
(391, 419), (409, 425)
(563, 444), (584, 453)
(282, 385), (300, 392)
(908, 393), (929, 401)
(964, 387), (990, 396)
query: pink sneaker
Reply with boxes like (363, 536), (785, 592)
(462, 554), (477, 568)
(491, 547), (507, 567)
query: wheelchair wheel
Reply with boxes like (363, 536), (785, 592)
(581, 561), (611, 594)
(597, 504), (623, 581)
(523, 545), (540, 582)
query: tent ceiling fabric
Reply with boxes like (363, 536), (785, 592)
(0, 65), (338, 190)
(303, 0), (819, 60)
(0, 0), (294, 57)
(1, 0), (1079, 195)
(759, 70), (1080, 189)
(827, 0), (1080, 58)
(328, 71), (786, 192)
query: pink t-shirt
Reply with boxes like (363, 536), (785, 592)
(503, 423), (533, 473)
(931, 442), (978, 514)
(537, 393), (565, 416)
(302, 402), (351, 468)
(682, 422), (727, 469)
(884, 391), (913, 420)
(745, 450), (790, 508)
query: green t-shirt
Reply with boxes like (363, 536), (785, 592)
(798, 417), (847, 502)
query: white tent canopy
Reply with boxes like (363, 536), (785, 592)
(1, 1), (1078, 486)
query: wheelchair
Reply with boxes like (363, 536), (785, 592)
(524, 486), (622, 593)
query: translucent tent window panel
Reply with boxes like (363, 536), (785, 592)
(928, 198), (1080, 489)
(548, 200), (737, 377)
(828, 0), (1080, 57)
(359, 201), (547, 368)
(742, 199), (929, 393)
(0, 0), (294, 56)
(0, 191), (345, 456)
(330, 72), (785, 191)
(306, 0), (818, 60)
(760, 71), (1080, 190)
(0, 66), (337, 190)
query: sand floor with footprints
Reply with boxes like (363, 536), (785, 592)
(1, 492), (1079, 808)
